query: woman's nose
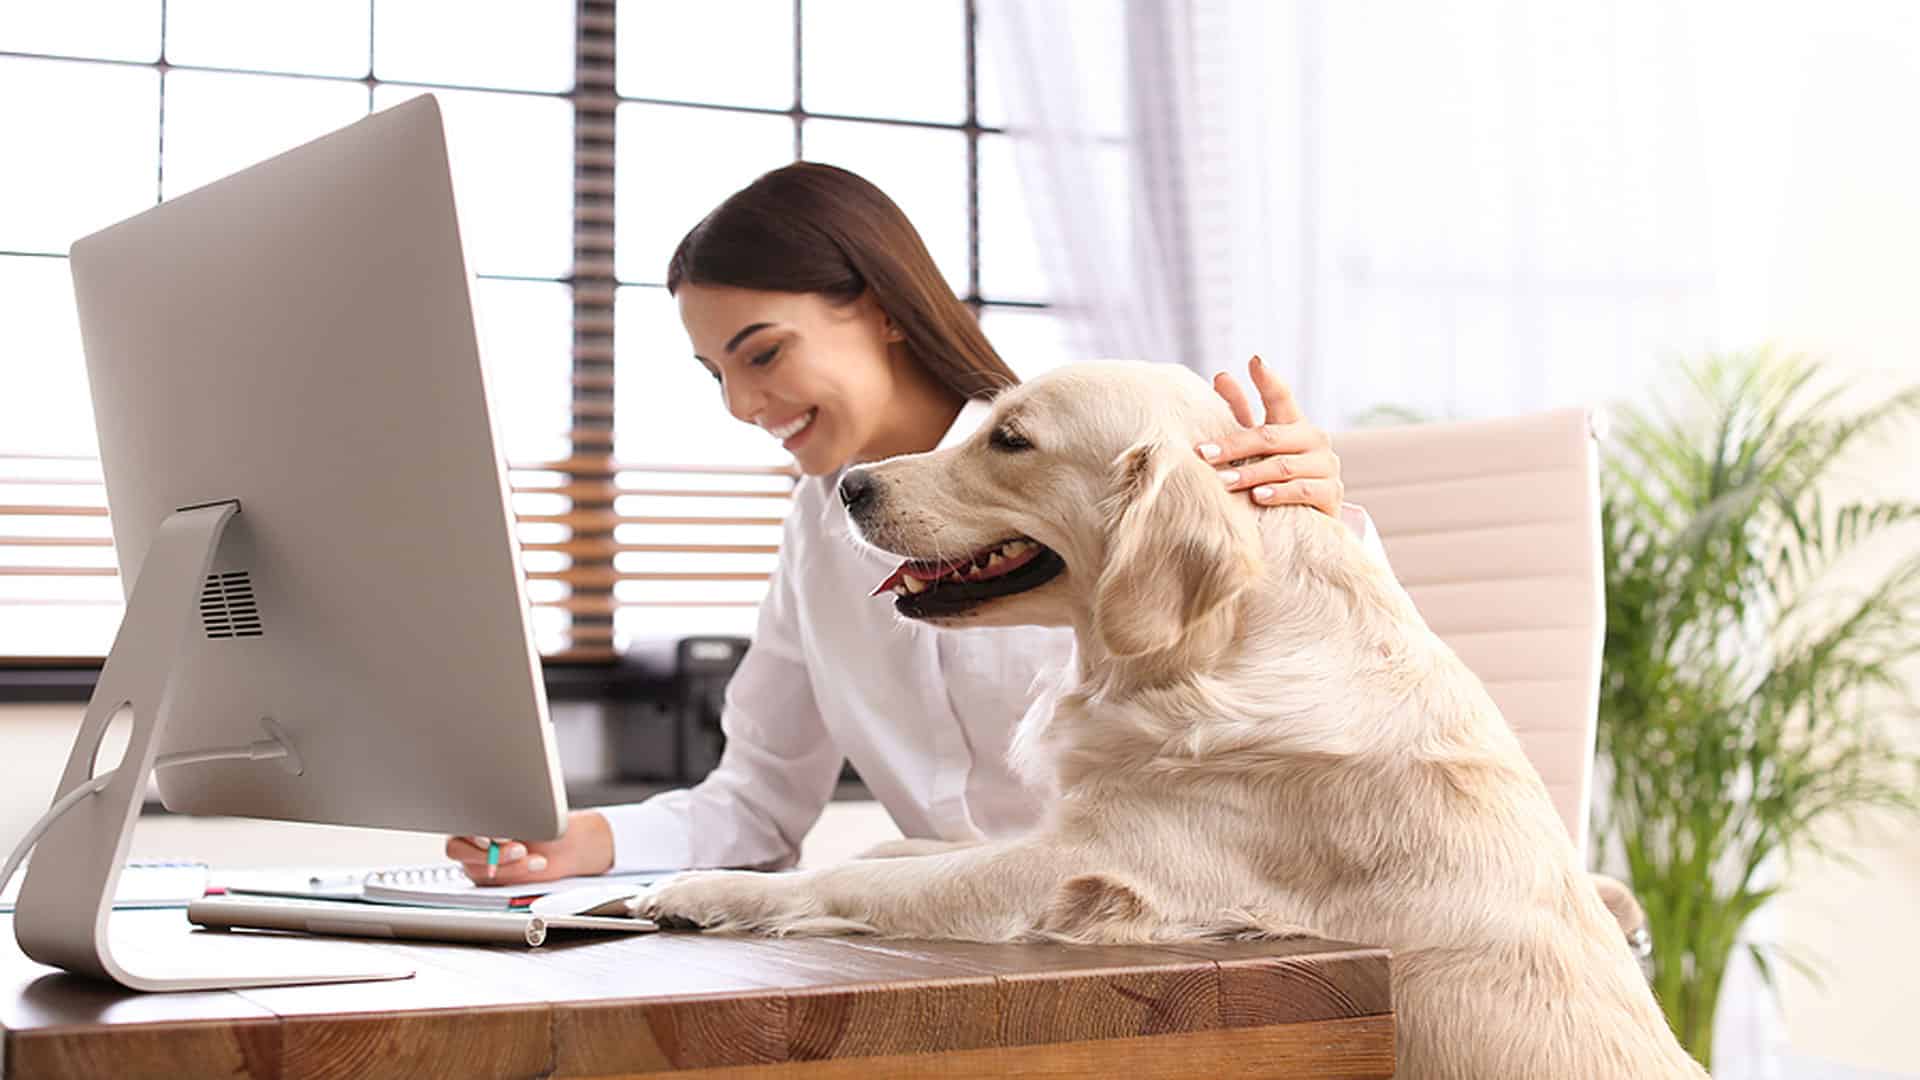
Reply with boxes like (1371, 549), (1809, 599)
(721, 377), (762, 424)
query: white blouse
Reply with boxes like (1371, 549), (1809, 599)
(598, 400), (1386, 871)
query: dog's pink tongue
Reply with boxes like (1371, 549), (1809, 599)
(869, 555), (974, 597)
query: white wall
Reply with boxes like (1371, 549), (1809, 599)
(0, 702), (105, 847)
(1, 700), (898, 878)
(1737, 5), (1920, 1075)
(0, 700), (611, 873)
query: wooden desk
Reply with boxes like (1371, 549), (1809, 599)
(3, 911), (1393, 1078)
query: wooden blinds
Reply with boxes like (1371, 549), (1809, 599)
(0, 458), (794, 664)
(567, 0), (622, 660)
(543, 0), (795, 661)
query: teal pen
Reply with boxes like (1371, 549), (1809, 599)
(486, 840), (500, 879)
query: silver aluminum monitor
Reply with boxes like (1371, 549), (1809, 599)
(13, 95), (567, 991)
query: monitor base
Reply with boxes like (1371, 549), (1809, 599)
(11, 501), (413, 991)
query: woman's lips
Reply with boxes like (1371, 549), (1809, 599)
(781, 408), (818, 451)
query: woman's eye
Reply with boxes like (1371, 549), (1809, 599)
(989, 427), (1033, 452)
(749, 345), (780, 368)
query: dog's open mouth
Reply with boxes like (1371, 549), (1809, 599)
(870, 537), (1066, 618)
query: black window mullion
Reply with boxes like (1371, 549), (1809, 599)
(792, 0), (805, 159)
(963, 0), (982, 307)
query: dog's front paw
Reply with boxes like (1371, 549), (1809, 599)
(630, 871), (778, 931)
(630, 871), (871, 937)
(1202, 905), (1317, 941)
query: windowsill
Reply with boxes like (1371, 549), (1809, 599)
(125, 780), (872, 818)
(0, 659), (100, 703)
(0, 656), (654, 706)
(567, 779), (874, 807)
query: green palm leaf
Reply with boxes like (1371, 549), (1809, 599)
(1593, 349), (1920, 1069)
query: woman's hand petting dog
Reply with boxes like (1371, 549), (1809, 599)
(1201, 355), (1343, 518)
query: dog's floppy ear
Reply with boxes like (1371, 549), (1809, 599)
(1092, 440), (1265, 658)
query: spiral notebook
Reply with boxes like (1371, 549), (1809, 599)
(223, 862), (665, 911)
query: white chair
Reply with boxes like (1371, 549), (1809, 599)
(1337, 407), (1606, 863)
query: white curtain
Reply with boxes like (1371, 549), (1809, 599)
(976, 2), (1186, 372)
(978, 0), (1721, 430)
(978, 2), (1783, 1075)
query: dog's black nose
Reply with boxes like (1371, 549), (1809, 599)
(838, 470), (878, 515)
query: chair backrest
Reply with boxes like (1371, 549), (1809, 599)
(1337, 408), (1604, 861)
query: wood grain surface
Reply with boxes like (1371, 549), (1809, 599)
(627, 1017), (1397, 1080)
(3, 911), (1393, 1079)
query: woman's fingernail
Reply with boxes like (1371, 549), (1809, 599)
(527, 855), (549, 873)
(505, 845), (526, 861)
(1218, 469), (1239, 486)
(486, 863), (497, 881)
(1254, 485), (1276, 502)
(1198, 443), (1221, 461)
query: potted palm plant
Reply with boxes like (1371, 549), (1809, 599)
(1595, 349), (1920, 1067)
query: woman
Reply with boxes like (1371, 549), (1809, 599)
(448, 162), (1383, 882)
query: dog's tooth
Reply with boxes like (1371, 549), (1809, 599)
(987, 552), (1006, 569)
(902, 575), (928, 594)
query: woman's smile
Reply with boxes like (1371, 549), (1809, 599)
(763, 407), (819, 451)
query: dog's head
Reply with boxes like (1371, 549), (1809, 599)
(842, 361), (1265, 658)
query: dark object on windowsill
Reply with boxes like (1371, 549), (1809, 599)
(0, 659), (104, 703)
(3, 654), (633, 706)
(612, 636), (751, 784)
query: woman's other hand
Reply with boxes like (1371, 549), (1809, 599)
(1199, 355), (1343, 518)
(446, 809), (615, 885)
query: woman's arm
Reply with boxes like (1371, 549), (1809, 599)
(450, 542), (842, 882)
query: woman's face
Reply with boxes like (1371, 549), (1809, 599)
(676, 283), (903, 476)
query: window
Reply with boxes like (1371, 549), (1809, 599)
(0, 1), (1066, 664)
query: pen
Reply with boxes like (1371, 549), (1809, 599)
(486, 840), (500, 880)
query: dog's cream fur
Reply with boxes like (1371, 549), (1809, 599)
(637, 362), (1705, 1078)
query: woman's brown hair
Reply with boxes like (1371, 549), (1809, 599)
(666, 162), (1018, 400)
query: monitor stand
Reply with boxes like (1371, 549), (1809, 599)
(11, 500), (413, 991)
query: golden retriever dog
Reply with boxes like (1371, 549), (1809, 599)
(636, 361), (1705, 1078)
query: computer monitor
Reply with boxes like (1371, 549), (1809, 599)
(11, 95), (568, 991)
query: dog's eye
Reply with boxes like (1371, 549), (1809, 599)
(989, 426), (1033, 452)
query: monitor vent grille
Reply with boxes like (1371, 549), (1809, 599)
(200, 571), (263, 639)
